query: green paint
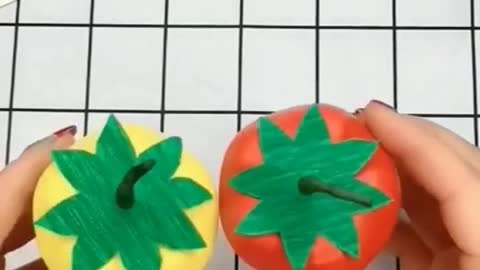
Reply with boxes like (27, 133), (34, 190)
(229, 105), (392, 270)
(35, 115), (213, 270)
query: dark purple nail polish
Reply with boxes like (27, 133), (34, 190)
(353, 108), (364, 116)
(54, 125), (77, 137)
(371, 100), (395, 110)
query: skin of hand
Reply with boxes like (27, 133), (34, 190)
(0, 125), (76, 270)
(356, 101), (480, 270)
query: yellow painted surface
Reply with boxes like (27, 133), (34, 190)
(33, 124), (218, 270)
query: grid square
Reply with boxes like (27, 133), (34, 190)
(87, 112), (161, 133)
(0, 112), (6, 166)
(89, 28), (164, 110)
(19, 0), (90, 23)
(319, 0), (391, 26)
(163, 114), (237, 196)
(14, 27), (89, 109)
(0, 27), (13, 108)
(476, 2), (480, 27)
(319, 30), (393, 111)
(427, 117), (476, 145)
(0, 1), (16, 23)
(9, 112), (84, 160)
(397, 30), (472, 114)
(243, 0), (315, 25)
(165, 28), (238, 110)
(169, 0), (239, 24)
(397, 0), (470, 26)
(242, 29), (316, 111)
(94, 0), (165, 24)
(163, 114), (238, 270)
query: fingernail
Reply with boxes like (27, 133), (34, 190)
(370, 100), (396, 111)
(53, 125), (77, 138)
(353, 108), (364, 116)
(23, 125), (76, 153)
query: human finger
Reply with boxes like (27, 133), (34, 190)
(386, 220), (432, 270)
(356, 107), (480, 170)
(385, 115), (456, 252)
(396, 166), (454, 253)
(362, 101), (480, 202)
(405, 116), (480, 172)
(357, 107), (468, 252)
(0, 125), (76, 250)
(429, 247), (480, 270)
(362, 101), (480, 255)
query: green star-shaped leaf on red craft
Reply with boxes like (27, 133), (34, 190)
(229, 105), (392, 270)
(35, 115), (213, 270)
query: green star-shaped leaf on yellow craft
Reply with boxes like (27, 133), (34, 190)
(229, 105), (392, 270)
(35, 115), (213, 270)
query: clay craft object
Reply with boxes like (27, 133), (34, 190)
(218, 103), (401, 270)
(33, 115), (218, 270)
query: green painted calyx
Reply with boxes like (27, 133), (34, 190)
(229, 105), (392, 270)
(35, 115), (213, 270)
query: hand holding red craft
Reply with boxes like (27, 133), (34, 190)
(219, 104), (401, 270)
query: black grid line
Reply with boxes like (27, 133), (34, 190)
(236, 0), (244, 133)
(392, 0), (398, 110)
(83, 0), (95, 135)
(0, 107), (478, 119)
(160, 0), (169, 132)
(392, 0), (400, 269)
(234, 0), (244, 269)
(235, 0), (245, 159)
(4, 0), (20, 165)
(471, 0), (478, 147)
(2, 22), (480, 31)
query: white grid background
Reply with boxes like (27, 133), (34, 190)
(0, 0), (478, 269)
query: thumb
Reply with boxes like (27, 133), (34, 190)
(386, 220), (432, 270)
(361, 101), (480, 204)
(362, 101), (480, 255)
(0, 125), (76, 249)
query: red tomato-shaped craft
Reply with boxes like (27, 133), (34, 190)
(219, 104), (401, 270)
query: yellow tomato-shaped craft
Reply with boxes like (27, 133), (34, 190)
(33, 115), (218, 270)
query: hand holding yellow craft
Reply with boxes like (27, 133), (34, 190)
(32, 115), (218, 270)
